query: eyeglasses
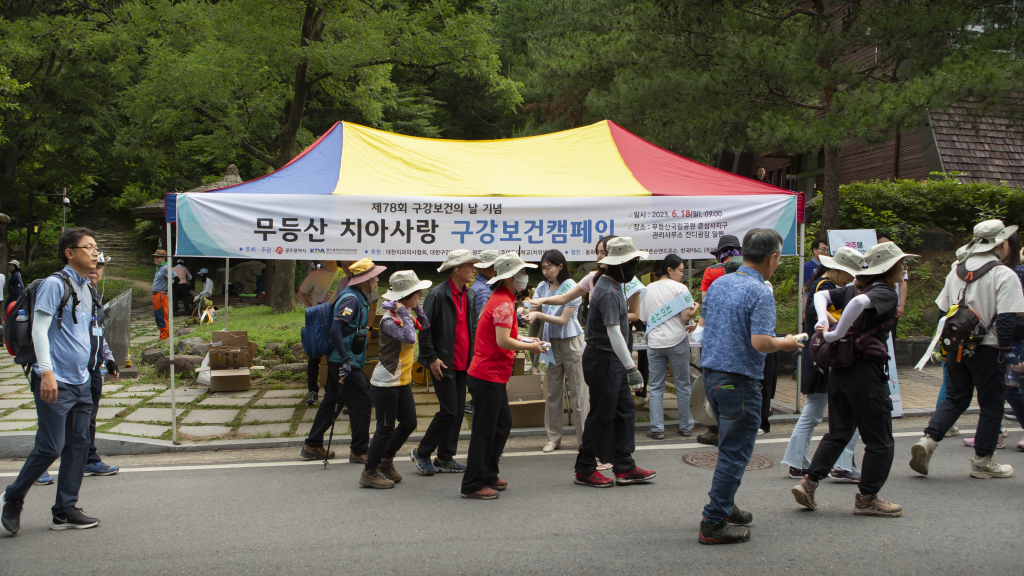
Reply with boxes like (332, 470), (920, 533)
(71, 245), (100, 254)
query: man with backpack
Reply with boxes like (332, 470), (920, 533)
(299, 258), (385, 463)
(910, 219), (1024, 479)
(2, 228), (102, 534)
(297, 260), (353, 406)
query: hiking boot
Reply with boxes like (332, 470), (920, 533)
(944, 425), (960, 437)
(51, 507), (100, 530)
(306, 391), (318, 406)
(461, 487), (499, 500)
(828, 467), (861, 483)
(727, 505), (753, 526)
(909, 436), (938, 476)
(615, 466), (656, 485)
(791, 475), (819, 511)
(300, 443), (334, 460)
(84, 462), (119, 476)
(787, 466), (804, 480)
(349, 451), (367, 465)
(410, 448), (436, 476)
(963, 427), (1007, 449)
(379, 458), (402, 483)
(696, 430), (719, 446)
(969, 454), (1014, 479)
(1, 492), (23, 535)
(359, 468), (395, 489)
(574, 471), (613, 488)
(854, 493), (903, 517)
(698, 519), (750, 545)
(34, 471), (55, 485)
(433, 458), (467, 473)
(646, 430), (665, 440)
(487, 478), (508, 491)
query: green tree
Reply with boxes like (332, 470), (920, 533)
(516, 0), (1024, 231)
(0, 63), (25, 144)
(118, 0), (521, 311)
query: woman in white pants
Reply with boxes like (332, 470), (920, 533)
(527, 250), (587, 452)
(782, 247), (863, 482)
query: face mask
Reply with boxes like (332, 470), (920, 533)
(607, 259), (639, 283)
(513, 271), (529, 292)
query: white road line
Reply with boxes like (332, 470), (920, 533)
(0, 429), (962, 477)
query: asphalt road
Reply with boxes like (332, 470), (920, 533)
(1, 419), (1022, 575)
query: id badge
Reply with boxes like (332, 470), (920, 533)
(92, 326), (103, 337)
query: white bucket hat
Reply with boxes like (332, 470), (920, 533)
(473, 250), (501, 268)
(859, 242), (918, 276)
(957, 219), (1018, 261)
(817, 246), (863, 277)
(487, 252), (537, 285)
(437, 249), (483, 273)
(598, 237), (649, 265)
(382, 270), (432, 301)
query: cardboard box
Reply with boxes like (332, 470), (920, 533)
(211, 331), (248, 348)
(209, 347), (251, 370)
(509, 401), (545, 428)
(513, 353), (526, 376)
(209, 368), (251, 392)
(507, 374), (544, 403)
(363, 359), (378, 380)
(318, 357), (328, 389)
(365, 342), (379, 358)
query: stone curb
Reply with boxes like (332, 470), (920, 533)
(0, 407), (985, 458)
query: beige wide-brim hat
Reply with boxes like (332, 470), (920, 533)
(473, 250), (501, 269)
(957, 219), (1018, 259)
(487, 252), (537, 285)
(382, 270), (432, 301)
(859, 242), (918, 276)
(347, 258), (387, 286)
(152, 249), (168, 258)
(437, 249), (483, 272)
(598, 237), (649, 265)
(818, 246), (863, 277)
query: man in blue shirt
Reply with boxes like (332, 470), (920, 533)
(151, 249), (176, 341)
(697, 228), (802, 545)
(2, 228), (102, 534)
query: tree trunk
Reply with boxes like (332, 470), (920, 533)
(820, 145), (841, 232)
(271, 259), (296, 312)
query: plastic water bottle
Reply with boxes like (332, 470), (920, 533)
(15, 310), (27, 323)
(1005, 367), (1020, 388)
(100, 363), (107, 380)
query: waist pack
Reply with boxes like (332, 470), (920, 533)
(940, 260), (1001, 362)
(809, 316), (895, 369)
(300, 302), (335, 359)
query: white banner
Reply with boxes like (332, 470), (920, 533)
(175, 193), (797, 261)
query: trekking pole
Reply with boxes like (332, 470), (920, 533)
(323, 399), (344, 470)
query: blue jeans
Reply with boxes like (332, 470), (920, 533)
(702, 369), (761, 525)
(782, 392), (857, 471)
(648, 339), (693, 434)
(4, 373), (92, 515)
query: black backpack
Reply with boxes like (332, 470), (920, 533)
(3, 271), (96, 371)
(941, 260), (1002, 362)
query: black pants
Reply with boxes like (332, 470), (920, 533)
(760, 352), (779, 433)
(173, 283), (191, 314)
(418, 368), (468, 462)
(461, 376), (512, 495)
(925, 345), (1006, 457)
(306, 356), (323, 394)
(807, 358), (894, 495)
(87, 368), (103, 465)
(637, 350), (649, 398)
(305, 362), (371, 455)
(367, 384), (417, 470)
(575, 348), (636, 476)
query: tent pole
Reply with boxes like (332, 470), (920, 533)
(224, 258), (230, 330)
(796, 221), (805, 414)
(687, 259), (693, 297)
(167, 222), (177, 444)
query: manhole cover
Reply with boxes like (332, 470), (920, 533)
(681, 452), (774, 471)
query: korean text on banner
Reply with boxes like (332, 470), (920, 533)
(175, 193), (798, 261)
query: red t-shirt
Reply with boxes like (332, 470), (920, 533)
(448, 278), (470, 371)
(700, 256), (734, 292)
(468, 285), (518, 383)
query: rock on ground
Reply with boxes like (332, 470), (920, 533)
(289, 343), (307, 360)
(177, 337), (210, 356)
(142, 347), (165, 365)
(265, 342), (285, 354)
(154, 355), (204, 376)
(271, 363), (307, 374)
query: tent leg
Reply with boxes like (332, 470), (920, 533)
(168, 223), (177, 444)
(796, 222), (804, 414)
(687, 259), (693, 298)
(224, 257), (230, 331)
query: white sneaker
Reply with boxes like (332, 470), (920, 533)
(944, 425), (960, 437)
(542, 442), (559, 453)
(910, 436), (939, 476)
(969, 454), (1013, 479)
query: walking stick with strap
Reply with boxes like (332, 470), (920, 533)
(324, 398), (344, 469)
